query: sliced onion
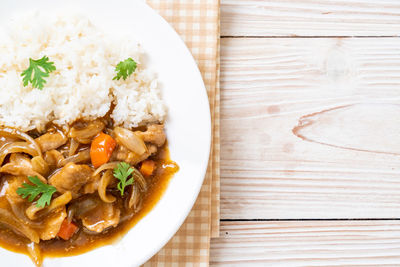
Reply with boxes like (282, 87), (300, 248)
(69, 138), (79, 156)
(1, 163), (47, 183)
(25, 205), (42, 221)
(132, 167), (147, 191)
(98, 170), (116, 203)
(66, 207), (75, 223)
(59, 149), (90, 167)
(27, 242), (43, 267)
(69, 120), (105, 140)
(0, 208), (39, 243)
(114, 127), (147, 156)
(6, 196), (42, 227)
(94, 161), (146, 191)
(0, 127), (42, 158)
(68, 196), (98, 219)
(128, 184), (140, 209)
(75, 137), (92, 144)
(0, 142), (39, 166)
(93, 162), (119, 177)
(26, 191), (72, 220)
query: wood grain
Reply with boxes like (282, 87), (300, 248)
(221, 0), (400, 37)
(221, 37), (400, 219)
(210, 220), (400, 266)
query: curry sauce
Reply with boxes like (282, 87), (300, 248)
(0, 121), (178, 266)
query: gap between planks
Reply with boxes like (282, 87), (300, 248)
(210, 220), (400, 266)
(221, 0), (400, 37)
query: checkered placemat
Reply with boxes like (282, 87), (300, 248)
(143, 0), (220, 266)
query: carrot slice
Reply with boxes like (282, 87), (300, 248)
(140, 160), (156, 177)
(90, 132), (117, 168)
(57, 219), (78, 240)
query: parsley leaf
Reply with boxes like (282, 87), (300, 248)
(113, 58), (137, 81)
(16, 176), (57, 208)
(113, 162), (134, 196)
(21, 56), (56, 90)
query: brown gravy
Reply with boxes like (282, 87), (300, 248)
(0, 145), (178, 260)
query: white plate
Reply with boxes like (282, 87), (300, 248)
(0, 0), (211, 266)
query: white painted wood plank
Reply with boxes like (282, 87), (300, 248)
(221, 0), (400, 36)
(221, 38), (400, 219)
(210, 221), (400, 266)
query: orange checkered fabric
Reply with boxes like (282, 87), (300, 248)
(143, 0), (220, 266)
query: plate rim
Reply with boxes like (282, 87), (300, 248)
(0, 0), (212, 266)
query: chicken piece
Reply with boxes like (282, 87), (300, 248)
(0, 154), (46, 182)
(3, 175), (67, 242)
(31, 156), (50, 176)
(111, 144), (157, 165)
(111, 145), (138, 165)
(35, 132), (67, 152)
(136, 144), (157, 163)
(44, 150), (65, 169)
(147, 144), (158, 155)
(82, 173), (101, 194)
(77, 196), (120, 233)
(38, 207), (67, 240)
(135, 124), (166, 147)
(48, 163), (93, 198)
(9, 153), (31, 166)
(4, 175), (28, 204)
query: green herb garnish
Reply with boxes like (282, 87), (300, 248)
(16, 176), (57, 208)
(113, 58), (137, 81)
(21, 56), (56, 90)
(113, 162), (134, 196)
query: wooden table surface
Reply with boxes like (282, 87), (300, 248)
(210, 1), (400, 266)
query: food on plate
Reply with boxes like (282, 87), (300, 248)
(0, 13), (178, 266)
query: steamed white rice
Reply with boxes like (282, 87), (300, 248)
(0, 13), (166, 132)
